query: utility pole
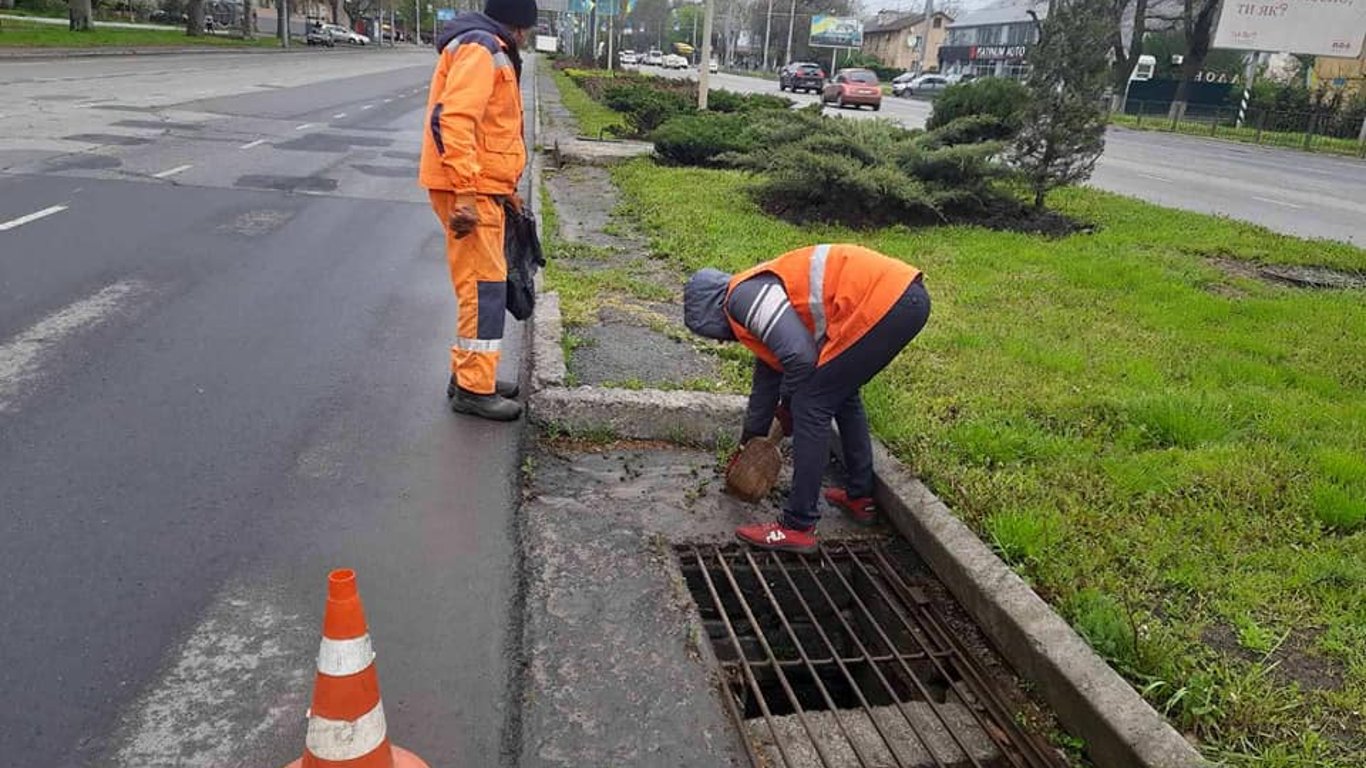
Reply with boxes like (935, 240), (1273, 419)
(698, 0), (715, 108)
(783, 0), (795, 65)
(918, 0), (932, 75)
(282, 0), (290, 47)
(415, 0), (420, 46)
(762, 0), (773, 70)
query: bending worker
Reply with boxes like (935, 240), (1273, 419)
(419, 0), (537, 421)
(684, 244), (931, 553)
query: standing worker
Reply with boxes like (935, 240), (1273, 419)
(684, 244), (931, 553)
(419, 0), (537, 421)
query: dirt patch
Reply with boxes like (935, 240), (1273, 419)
(1208, 257), (1366, 291)
(1203, 624), (1346, 693)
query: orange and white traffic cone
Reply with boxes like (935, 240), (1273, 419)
(285, 569), (429, 768)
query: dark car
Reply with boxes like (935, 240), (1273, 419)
(822, 68), (882, 110)
(779, 62), (826, 94)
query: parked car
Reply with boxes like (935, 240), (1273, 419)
(822, 68), (882, 110)
(779, 62), (825, 93)
(945, 72), (977, 85)
(306, 25), (336, 46)
(643, 49), (664, 66)
(662, 53), (688, 69)
(893, 74), (949, 97)
(619, 49), (638, 65)
(324, 24), (369, 45)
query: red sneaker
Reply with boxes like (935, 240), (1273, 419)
(824, 488), (877, 526)
(736, 521), (820, 554)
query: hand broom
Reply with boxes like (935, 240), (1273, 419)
(724, 418), (785, 503)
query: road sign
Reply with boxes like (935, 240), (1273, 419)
(809, 15), (862, 48)
(1212, 0), (1365, 57)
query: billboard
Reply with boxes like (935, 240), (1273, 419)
(1212, 0), (1365, 58)
(809, 15), (863, 48)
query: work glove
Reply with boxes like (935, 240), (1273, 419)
(449, 193), (480, 239)
(775, 400), (793, 437)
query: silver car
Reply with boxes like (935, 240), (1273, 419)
(892, 74), (950, 97)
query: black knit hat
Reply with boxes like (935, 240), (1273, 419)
(485, 0), (537, 29)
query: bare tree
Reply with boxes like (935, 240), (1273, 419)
(69, 0), (93, 30)
(1166, 0), (1218, 119)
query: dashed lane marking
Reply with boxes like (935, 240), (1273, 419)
(239, 139), (267, 150)
(0, 205), (67, 232)
(0, 279), (152, 414)
(152, 164), (193, 179)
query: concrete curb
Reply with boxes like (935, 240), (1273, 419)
(867, 441), (1211, 768)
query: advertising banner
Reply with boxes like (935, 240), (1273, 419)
(809, 15), (864, 48)
(1213, 0), (1365, 57)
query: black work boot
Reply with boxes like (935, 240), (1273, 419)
(448, 375), (519, 400)
(451, 387), (523, 421)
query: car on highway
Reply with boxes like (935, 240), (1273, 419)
(619, 49), (638, 65)
(662, 53), (689, 70)
(643, 49), (664, 66)
(892, 73), (950, 97)
(779, 62), (825, 93)
(822, 68), (882, 110)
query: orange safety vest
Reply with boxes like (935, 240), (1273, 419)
(419, 30), (525, 195)
(725, 244), (921, 371)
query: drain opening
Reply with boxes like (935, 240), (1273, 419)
(677, 542), (1066, 768)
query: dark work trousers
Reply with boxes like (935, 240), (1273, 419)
(783, 280), (931, 530)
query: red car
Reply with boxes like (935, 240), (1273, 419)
(822, 68), (883, 111)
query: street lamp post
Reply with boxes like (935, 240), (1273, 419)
(762, 0), (773, 70)
(783, 0), (795, 66)
(698, 0), (714, 108)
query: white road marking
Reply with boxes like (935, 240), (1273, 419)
(239, 139), (267, 150)
(1138, 172), (1174, 183)
(332, 112), (347, 119)
(361, 104), (374, 110)
(152, 164), (192, 179)
(0, 280), (151, 413)
(1252, 195), (1304, 209)
(382, 98), (392, 103)
(0, 204), (67, 232)
(295, 123), (315, 130)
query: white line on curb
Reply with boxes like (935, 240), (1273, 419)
(239, 139), (267, 150)
(0, 205), (68, 232)
(152, 164), (192, 179)
(0, 279), (152, 413)
(1253, 195), (1303, 209)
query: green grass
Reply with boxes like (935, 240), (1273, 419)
(1111, 112), (1365, 158)
(611, 157), (1366, 765)
(0, 18), (279, 47)
(549, 65), (626, 139)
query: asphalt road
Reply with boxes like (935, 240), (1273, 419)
(672, 68), (1366, 245)
(1, 49), (529, 766)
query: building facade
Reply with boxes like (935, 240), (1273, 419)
(937, 0), (1046, 80)
(862, 10), (954, 75)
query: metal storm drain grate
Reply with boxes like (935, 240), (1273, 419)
(677, 542), (1065, 768)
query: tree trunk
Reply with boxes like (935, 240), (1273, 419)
(241, 0), (254, 38)
(69, 0), (93, 31)
(330, 0), (340, 23)
(276, 0), (286, 41)
(185, 0), (204, 35)
(1110, 0), (1147, 95)
(1168, 0), (1217, 120)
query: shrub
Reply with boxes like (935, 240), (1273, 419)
(706, 89), (794, 113)
(602, 82), (692, 136)
(651, 113), (756, 166)
(926, 77), (1031, 133)
(920, 114), (1016, 147)
(752, 151), (942, 228)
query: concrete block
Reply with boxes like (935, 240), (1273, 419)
(868, 441), (1211, 768)
(530, 386), (746, 446)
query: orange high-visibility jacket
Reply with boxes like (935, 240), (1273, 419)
(419, 30), (524, 195)
(725, 244), (922, 370)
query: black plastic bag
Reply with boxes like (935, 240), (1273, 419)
(503, 199), (544, 321)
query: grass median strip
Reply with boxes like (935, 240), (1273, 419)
(609, 157), (1366, 766)
(1111, 113), (1364, 158)
(549, 67), (626, 139)
(0, 18), (279, 48)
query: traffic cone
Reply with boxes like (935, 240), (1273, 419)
(285, 569), (429, 768)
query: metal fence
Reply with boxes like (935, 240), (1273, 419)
(1117, 99), (1366, 157)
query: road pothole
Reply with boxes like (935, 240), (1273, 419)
(234, 175), (338, 193)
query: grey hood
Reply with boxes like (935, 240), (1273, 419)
(684, 268), (736, 341)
